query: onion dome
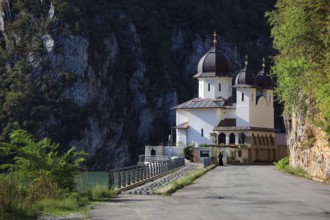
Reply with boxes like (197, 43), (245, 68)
(233, 55), (257, 88)
(256, 58), (274, 89)
(193, 32), (235, 78)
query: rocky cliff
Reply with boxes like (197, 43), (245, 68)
(0, 0), (276, 169)
(286, 111), (330, 181)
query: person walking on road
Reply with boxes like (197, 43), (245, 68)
(218, 152), (224, 166)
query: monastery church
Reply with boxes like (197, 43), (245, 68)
(172, 33), (280, 163)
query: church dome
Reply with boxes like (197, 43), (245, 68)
(234, 55), (257, 88)
(256, 59), (274, 89)
(194, 32), (234, 78)
(234, 67), (257, 87)
(196, 46), (234, 76)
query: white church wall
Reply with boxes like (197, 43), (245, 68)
(198, 77), (233, 99)
(214, 77), (232, 99)
(224, 108), (236, 119)
(236, 88), (250, 126)
(250, 96), (274, 128)
(177, 129), (187, 145)
(187, 109), (218, 145)
(176, 109), (188, 125)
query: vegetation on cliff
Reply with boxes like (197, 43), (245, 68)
(0, 0), (277, 169)
(267, 0), (330, 138)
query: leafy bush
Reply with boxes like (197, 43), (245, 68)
(274, 156), (289, 171)
(183, 145), (193, 162)
(0, 129), (87, 191)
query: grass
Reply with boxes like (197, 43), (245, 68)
(274, 156), (307, 178)
(33, 194), (89, 218)
(159, 164), (217, 195)
(0, 172), (116, 220)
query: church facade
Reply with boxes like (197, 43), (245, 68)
(172, 34), (279, 163)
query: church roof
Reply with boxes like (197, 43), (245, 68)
(233, 55), (258, 88)
(194, 33), (235, 78)
(214, 118), (278, 132)
(256, 68), (274, 89)
(174, 122), (189, 129)
(172, 97), (235, 109)
(233, 66), (258, 88)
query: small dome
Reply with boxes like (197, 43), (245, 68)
(256, 69), (274, 89)
(194, 46), (234, 78)
(234, 67), (257, 87)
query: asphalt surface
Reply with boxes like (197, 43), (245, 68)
(89, 165), (330, 220)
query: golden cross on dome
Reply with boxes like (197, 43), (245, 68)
(213, 31), (217, 46)
(245, 54), (248, 67)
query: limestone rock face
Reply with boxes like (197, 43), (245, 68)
(0, 1), (276, 169)
(286, 111), (330, 180)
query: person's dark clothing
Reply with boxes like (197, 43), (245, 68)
(218, 152), (224, 166)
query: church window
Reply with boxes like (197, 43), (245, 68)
(208, 83), (210, 91)
(242, 93), (244, 102)
(257, 135), (261, 145)
(262, 135), (266, 145)
(270, 135), (274, 145)
(252, 133), (257, 145)
(219, 83), (221, 91)
(229, 133), (235, 144)
(238, 133), (245, 144)
(218, 133), (226, 145)
(201, 128), (204, 137)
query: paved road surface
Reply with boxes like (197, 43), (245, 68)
(89, 165), (330, 220)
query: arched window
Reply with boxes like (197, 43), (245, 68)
(239, 133), (245, 144)
(242, 93), (244, 102)
(219, 83), (221, 91)
(151, 149), (156, 156)
(229, 133), (235, 145)
(265, 135), (269, 145)
(208, 83), (210, 91)
(257, 135), (261, 145)
(262, 135), (266, 145)
(218, 133), (226, 145)
(252, 133), (257, 145)
(270, 135), (274, 145)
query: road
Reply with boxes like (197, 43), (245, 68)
(89, 165), (330, 220)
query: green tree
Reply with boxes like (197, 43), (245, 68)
(0, 129), (87, 191)
(266, 0), (330, 134)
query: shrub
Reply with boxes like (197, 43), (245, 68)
(183, 145), (193, 162)
(274, 156), (289, 171)
(0, 129), (87, 191)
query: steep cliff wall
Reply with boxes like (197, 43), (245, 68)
(0, 0), (276, 169)
(286, 111), (330, 180)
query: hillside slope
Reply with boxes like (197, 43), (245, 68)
(0, 0), (276, 169)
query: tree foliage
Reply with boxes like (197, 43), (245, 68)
(0, 129), (87, 191)
(266, 0), (330, 134)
